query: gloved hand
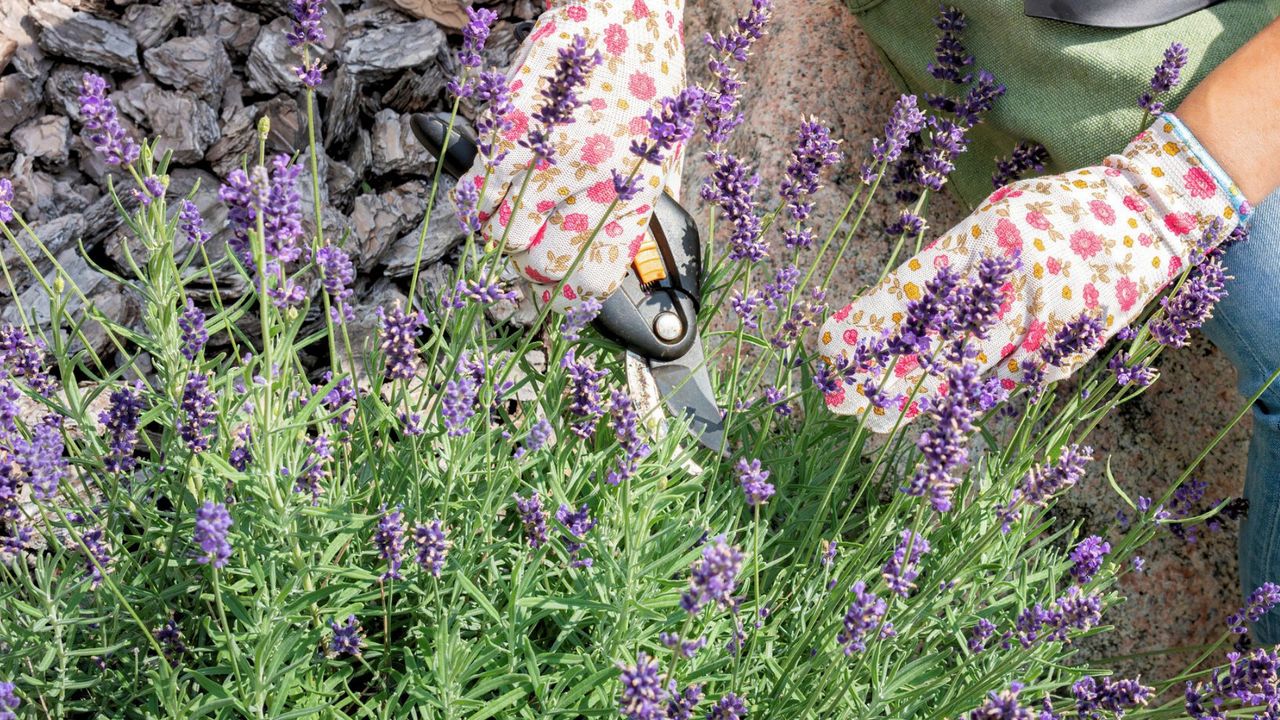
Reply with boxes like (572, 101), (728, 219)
(462, 0), (687, 311)
(819, 114), (1251, 433)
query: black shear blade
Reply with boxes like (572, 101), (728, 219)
(646, 337), (726, 455)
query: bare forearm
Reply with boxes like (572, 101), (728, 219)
(1176, 15), (1280, 206)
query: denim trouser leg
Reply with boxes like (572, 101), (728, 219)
(1200, 187), (1280, 644)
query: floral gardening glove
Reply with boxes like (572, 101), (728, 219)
(819, 114), (1252, 433)
(462, 0), (688, 311)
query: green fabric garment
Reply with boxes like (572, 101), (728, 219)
(845, 0), (1280, 209)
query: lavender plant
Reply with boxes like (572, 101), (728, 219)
(0, 6), (1269, 720)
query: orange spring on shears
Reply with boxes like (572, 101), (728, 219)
(631, 237), (668, 286)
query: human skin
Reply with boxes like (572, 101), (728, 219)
(1176, 15), (1280, 205)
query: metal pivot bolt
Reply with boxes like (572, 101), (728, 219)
(653, 311), (684, 343)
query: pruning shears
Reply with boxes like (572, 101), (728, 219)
(409, 114), (726, 455)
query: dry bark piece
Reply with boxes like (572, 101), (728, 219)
(34, 8), (141, 73)
(0, 74), (40, 136)
(341, 19), (445, 80)
(123, 2), (178, 48)
(12, 115), (71, 166)
(370, 108), (437, 176)
(381, 0), (468, 30)
(184, 2), (261, 58)
(143, 36), (232, 98)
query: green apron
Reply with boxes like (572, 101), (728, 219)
(846, 0), (1280, 209)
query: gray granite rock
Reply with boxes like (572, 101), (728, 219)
(341, 19), (445, 80)
(0, 74), (40, 136)
(143, 36), (232, 97)
(11, 115), (70, 165)
(35, 8), (141, 73)
(184, 2), (260, 58)
(370, 108), (435, 176)
(123, 2), (178, 48)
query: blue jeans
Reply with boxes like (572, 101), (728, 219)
(1200, 187), (1280, 644)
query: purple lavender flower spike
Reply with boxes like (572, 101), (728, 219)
(630, 87), (706, 166)
(0, 680), (18, 720)
(992, 141), (1050, 189)
(458, 7), (497, 70)
(154, 615), (187, 662)
(736, 458), (775, 506)
(453, 179), (481, 233)
(1227, 582), (1280, 634)
(660, 632), (707, 659)
(0, 324), (57, 396)
(521, 35), (602, 163)
(515, 418), (553, 458)
(1151, 255), (1227, 348)
(514, 492), (549, 549)
(441, 374), (479, 437)
(707, 693), (748, 720)
(0, 178), (14, 224)
(561, 348), (607, 440)
(838, 580), (889, 655)
(555, 503), (596, 568)
(606, 391), (650, 486)
(377, 304), (426, 381)
(287, 0), (326, 48)
(78, 73), (139, 166)
(374, 505), (406, 581)
(413, 519), (449, 577)
(1072, 675), (1154, 719)
(80, 525), (113, 589)
(1108, 352), (1157, 388)
(680, 535), (743, 614)
(780, 119), (842, 223)
(329, 615), (364, 656)
(20, 417), (67, 501)
(295, 434), (332, 505)
(561, 297), (602, 341)
(968, 618), (996, 653)
(100, 383), (143, 474)
(1139, 42), (1189, 114)
(701, 0), (772, 145)
(473, 69), (515, 160)
(179, 372), (217, 453)
(862, 94), (926, 184)
(193, 501), (233, 569)
(1, 527), (32, 561)
(316, 245), (355, 324)
(730, 290), (763, 329)
(883, 529), (931, 597)
(701, 151), (766, 262)
(1039, 313), (1105, 368)
(666, 683), (703, 720)
(1068, 535), (1110, 585)
(966, 682), (1032, 720)
(953, 70), (1006, 128)
(907, 360), (983, 512)
(617, 652), (667, 720)
(179, 298), (207, 361)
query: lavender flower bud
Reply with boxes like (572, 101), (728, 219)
(80, 525), (113, 589)
(1151, 255), (1227, 348)
(837, 580), (890, 655)
(287, 0), (326, 48)
(630, 87), (706, 166)
(701, 151), (766, 263)
(968, 618), (996, 654)
(0, 178), (13, 225)
(514, 492), (549, 549)
(617, 652), (667, 720)
(413, 519), (449, 578)
(680, 535), (743, 614)
(561, 297), (602, 341)
(561, 348), (607, 440)
(521, 35), (602, 163)
(862, 94), (925, 183)
(193, 501), (232, 568)
(178, 298), (207, 361)
(376, 304), (426, 381)
(707, 693), (748, 720)
(966, 682), (1031, 720)
(1068, 535), (1110, 584)
(100, 384), (143, 474)
(992, 141), (1049, 189)
(1072, 675), (1153, 718)
(781, 119), (842, 222)
(555, 503), (596, 568)
(20, 418), (66, 501)
(883, 529), (931, 597)
(0, 680), (19, 720)
(736, 458), (774, 506)
(329, 615), (364, 656)
(316, 245), (355, 323)
(77, 73), (139, 166)
(372, 505), (406, 581)
(178, 372), (217, 453)
(1228, 582), (1280, 634)
(1138, 42), (1189, 114)
(294, 434), (332, 505)
(605, 391), (649, 486)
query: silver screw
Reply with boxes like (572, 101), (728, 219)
(653, 311), (684, 342)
